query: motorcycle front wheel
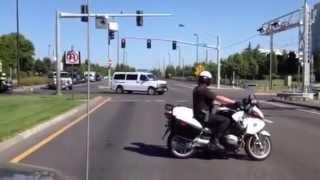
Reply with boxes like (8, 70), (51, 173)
(245, 134), (272, 161)
(168, 134), (194, 159)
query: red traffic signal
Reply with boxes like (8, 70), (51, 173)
(147, 39), (151, 49)
(121, 39), (126, 48)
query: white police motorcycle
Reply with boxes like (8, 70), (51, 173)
(163, 95), (273, 161)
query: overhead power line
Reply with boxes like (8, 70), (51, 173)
(222, 34), (259, 50)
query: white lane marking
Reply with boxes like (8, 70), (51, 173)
(264, 119), (274, 124)
(174, 84), (194, 89)
(168, 86), (178, 91)
(260, 100), (297, 108)
(154, 99), (165, 103)
(176, 100), (188, 103)
(261, 100), (320, 116)
(173, 83), (241, 90)
(298, 109), (320, 115)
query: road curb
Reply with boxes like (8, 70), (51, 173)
(271, 98), (320, 111)
(0, 96), (107, 154)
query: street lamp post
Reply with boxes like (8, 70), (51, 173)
(16, 0), (20, 86)
(194, 33), (199, 63)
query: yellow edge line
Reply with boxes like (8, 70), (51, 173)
(9, 97), (112, 163)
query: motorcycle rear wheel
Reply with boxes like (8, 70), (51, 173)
(168, 134), (194, 159)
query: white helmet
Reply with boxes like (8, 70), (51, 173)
(198, 71), (212, 85)
(199, 71), (212, 79)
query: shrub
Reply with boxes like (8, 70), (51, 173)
(20, 76), (48, 86)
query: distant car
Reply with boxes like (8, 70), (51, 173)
(0, 73), (12, 92)
(71, 73), (83, 84)
(243, 82), (257, 89)
(311, 84), (320, 94)
(111, 72), (168, 95)
(84, 71), (96, 82)
(103, 76), (109, 80)
(48, 72), (73, 90)
(95, 74), (103, 81)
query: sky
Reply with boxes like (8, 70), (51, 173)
(0, 0), (319, 69)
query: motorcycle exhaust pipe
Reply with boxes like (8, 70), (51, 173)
(193, 138), (210, 147)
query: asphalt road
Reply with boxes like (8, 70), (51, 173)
(7, 80), (320, 180)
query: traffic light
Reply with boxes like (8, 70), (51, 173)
(136, 10), (143, 26)
(147, 39), (151, 49)
(172, 41), (177, 50)
(121, 39), (126, 48)
(108, 30), (115, 40)
(81, 5), (88, 22)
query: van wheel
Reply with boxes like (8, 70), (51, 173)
(116, 86), (124, 94)
(148, 87), (156, 95)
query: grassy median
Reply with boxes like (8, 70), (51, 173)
(0, 95), (84, 141)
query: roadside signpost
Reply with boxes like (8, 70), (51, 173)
(0, 60), (2, 73)
(194, 64), (205, 76)
(65, 49), (80, 99)
(107, 59), (112, 87)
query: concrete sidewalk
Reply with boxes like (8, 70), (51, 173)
(272, 97), (320, 110)
(12, 84), (46, 93)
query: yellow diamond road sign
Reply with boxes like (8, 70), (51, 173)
(194, 64), (205, 76)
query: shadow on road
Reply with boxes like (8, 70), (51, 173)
(123, 142), (252, 161)
(124, 142), (173, 159)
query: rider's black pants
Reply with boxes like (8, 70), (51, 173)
(207, 114), (231, 139)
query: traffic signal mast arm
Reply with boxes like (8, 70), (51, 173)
(60, 12), (172, 18)
(122, 36), (219, 50)
(258, 9), (301, 36)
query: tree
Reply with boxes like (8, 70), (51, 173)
(34, 59), (46, 74)
(165, 65), (175, 78)
(0, 33), (35, 74)
(150, 68), (161, 77)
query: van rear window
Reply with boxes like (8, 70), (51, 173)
(114, 74), (125, 80)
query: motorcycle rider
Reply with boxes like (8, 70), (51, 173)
(193, 71), (235, 150)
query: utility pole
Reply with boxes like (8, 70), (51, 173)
(194, 33), (199, 63)
(217, 35), (221, 89)
(178, 46), (181, 67)
(270, 33), (274, 90)
(48, 44), (51, 58)
(84, 1), (91, 180)
(117, 31), (120, 66)
(107, 36), (111, 87)
(302, 0), (311, 93)
(16, 0), (20, 86)
(205, 48), (208, 64)
(55, 10), (61, 95)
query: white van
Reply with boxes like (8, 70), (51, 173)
(112, 72), (168, 95)
(84, 71), (96, 82)
(48, 71), (73, 90)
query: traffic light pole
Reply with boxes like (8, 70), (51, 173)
(55, 10), (61, 95)
(117, 31), (120, 66)
(269, 33), (274, 90)
(107, 38), (111, 88)
(216, 36), (221, 89)
(122, 36), (222, 88)
(302, 0), (311, 93)
(54, 12), (171, 95)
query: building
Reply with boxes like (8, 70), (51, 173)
(312, 2), (320, 54)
